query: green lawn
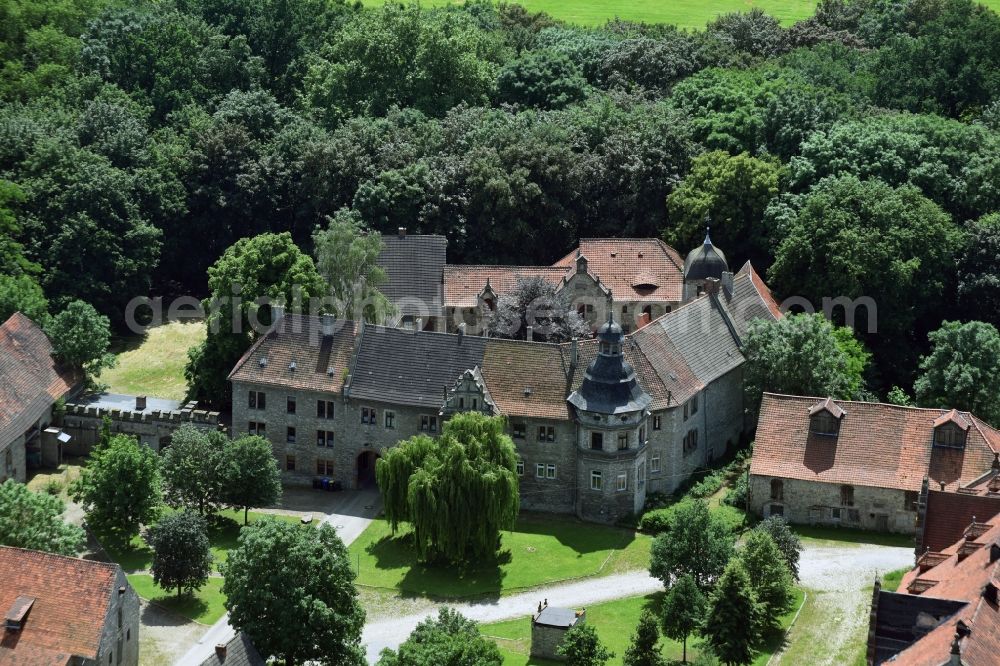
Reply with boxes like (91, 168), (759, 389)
(126, 575), (227, 624)
(99, 509), (305, 573)
(792, 524), (913, 549)
(881, 567), (908, 592)
(349, 513), (650, 598)
(483, 587), (806, 665)
(102, 320), (205, 401)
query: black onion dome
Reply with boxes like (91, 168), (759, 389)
(683, 232), (728, 281)
(568, 313), (652, 415)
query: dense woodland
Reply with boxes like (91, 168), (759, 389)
(2, 0), (1000, 395)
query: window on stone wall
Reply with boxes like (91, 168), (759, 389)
(637, 463), (645, 488)
(591, 432), (604, 450)
(840, 485), (855, 507)
(617, 433), (628, 450)
(691, 394), (699, 415)
(384, 411), (395, 429)
(616, 473), (627, 492)
(249, 391), (266, 410)
(538, 426), (555, 442)
(316, 459), (334, 476)
(770, 504), (785, 517)
(653, 415), (661, 430)
(117, 607), (122, 629)
(249, 421), (265, 437)
(590, 470), (603, 491)
(286, 397), (296, 414)
(286, 454), (296, 471)
(536, 463), (545, 479)
(286, 427), (296, 444)
(546, 464), (556, 479)
(516, 460), (523, 476)
(420, 415), (438, 432)
(361, 407), (377, 424)
(512, 423), (526, 439)
(638, 426), (646, 444)
(904, 490), (919, 511)
(770, 479), (784, 501)
(316, 430), (334, 448)
(317, 400), (335, 419)
(683, 402), (689, 421)
(683, 429), (698, 454)
(650, 455), (660, 473)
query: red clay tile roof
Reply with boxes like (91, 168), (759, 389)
(0, 313), (78, 445)
(808, 397), (845, 419)
(933, 408), (971, 430)
(0, 547), (120, 662)
(921, 490), (1000, 554)
(443, 266), (568, 308)
(750, 394), (1000, 492)
(890, 513), (1000, 665)
(228, 315), (358, 394)
(552, 239), (684, 303)
(481, 339), (570, 420)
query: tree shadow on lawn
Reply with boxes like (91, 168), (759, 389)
(92, 528), (153, 571)
(513, 512), (637, 555)
(364, 530), (508, 601)
(144, 592), (210, 623)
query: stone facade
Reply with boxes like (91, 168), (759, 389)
(530, 606), (586, 661)
(749, 475), (919, 534)
(92, 567), (141, 666)
(62, 401), (221, 454)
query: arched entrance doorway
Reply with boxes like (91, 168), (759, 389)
(356, 450), (379, 489)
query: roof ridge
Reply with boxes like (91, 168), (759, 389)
(761, 392), (987, 418)
(0, 545), (120, 570)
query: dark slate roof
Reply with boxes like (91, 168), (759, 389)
(725, 262), (783, 338)
(197, 633), (265, 666)
(870, 591), (966, 665)
(683, 233), (728, 281)
(228, 315), (358, 393)
(534, 606), (581, 628)
(656, 294), (744, 385)
(568, 316), (652, 415)
(376, 233), (447, 316)
(347, 325), (487, 408)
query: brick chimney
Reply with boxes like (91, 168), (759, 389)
(398, 227), (407, 238)
(704, 278), (721, 296)
(135, 396), (147, 411)
(215, 643), (227, 659)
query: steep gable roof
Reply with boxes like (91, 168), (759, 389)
(228, 315), (358, 394)
(751, 394), (1000, 492)
(0, 547), (120, 663)
(481, 339), (569, 420)
(552, 238), (684, 303)
(921, 490), (1000, 554)
(443, 266), (567, 308)
(0, 313), (78, 445)
(376, 233), (447, 316)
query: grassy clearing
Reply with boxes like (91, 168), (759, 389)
(881, 567), (909, 592)
(792, 525), (912, 549)
(127, 574), (227, 624)
(102, 320), (205, 401)
(349, 513), (650, 598)
(484, 587), (806, 665)
(99, 509), (305, 572)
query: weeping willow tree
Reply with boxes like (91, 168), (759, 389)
(375, 412), (520, 564)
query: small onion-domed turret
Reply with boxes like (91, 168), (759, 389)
(568, 313), (651, 415)
(683, 230), (728, 282)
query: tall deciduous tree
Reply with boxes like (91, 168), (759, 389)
(146, 511), (213, 598)
(160, 424), (226, 515)
(649, 499), (734, 590)
(557, 623), (614, 666)
(735, 530), (794, 632)
(496, 49), (588, 110)
(957, 214), (1000, 329)
(752, 516), (802, 581)
(914, 320), (1000, 425)
(185, 232), (326, 408)
(0, 479), (85, 555)
(486, 276), (589, 342)
(221, 520), (365, 666)
(377, 607), (503, 666)
(221, 435), (282, 524)
(742, 314), (867, 420)
(376, 412), (519, 564)
(661, 573), (705, 664)
(623, 609), (666, 666)
(72, 434), (162, 539)
(0, 274), (49, 324)
(45, 300), (114, 379)
(313, 210), (394, 323)
(702, 559), (762, 666)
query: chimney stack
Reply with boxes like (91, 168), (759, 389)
(215, 643), (228, 659)
(321, 314), (334, 337)
(135, 396), (147, 411)
(398, 227), (407, 238)
(570, 337), (578, 369)
(457, 323), (465, 341)
(704, 278), (720, 296)
(416, 317), (423, 332)
(526, 326), (534, 342)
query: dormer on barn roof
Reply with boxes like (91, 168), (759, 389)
(808, 397), (845, 436)
(934, 409), (970, 449)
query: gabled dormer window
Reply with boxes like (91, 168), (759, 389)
(808, 398), (845, 437)
(933, 409), (969, 449)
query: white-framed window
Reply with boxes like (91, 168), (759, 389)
(650, 455), (660, 473)
(590, 470), (603, 491)
(249, 421), (265, 436)
(546, 464), (556, 479)
(537, 426), (555, 442)
(512, 423), (526, 439)
(384, 411), (395, 429)
(536, 463), (546, 479)
(317, 400), (335, 419)
(249, 391), (266, 410)
(617, 473), (627, 491)
(516, 460), (524, 476)
(420, 415), (438, 433)
(317, 430), (334, 447)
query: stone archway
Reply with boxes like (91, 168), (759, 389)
(356, 450), (380, 489)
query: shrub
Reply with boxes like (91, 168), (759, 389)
(638, 507), (674, 534)
(723, 474), (748, 508)
(44, 479), (63, 496)
(688, 472), (724, 499)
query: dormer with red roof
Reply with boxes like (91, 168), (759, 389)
(933, 409), (970, 449)
(808, 398), (846, 437)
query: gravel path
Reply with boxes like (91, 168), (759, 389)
(769, 541), (913, 665)
(172, 489), (381, 665)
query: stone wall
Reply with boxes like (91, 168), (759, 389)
(91, 567), (140, 666)
(749, 475), (919, 534)
(62, 403), (221, 454)
(1, 431), (27, 483)
(530, 610), (586, 661)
